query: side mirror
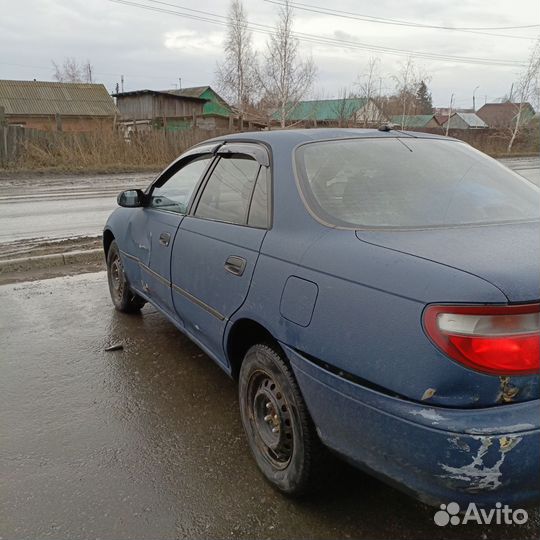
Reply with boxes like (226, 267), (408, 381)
(117, 189), (145, 208)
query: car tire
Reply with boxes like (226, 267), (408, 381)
(239, 343), (321, 495)
(106, 240), (146, 313)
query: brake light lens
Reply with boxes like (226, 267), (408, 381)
(423, 304), (540, 375)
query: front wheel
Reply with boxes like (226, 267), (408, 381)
(238, 344), (321, 495)
(106, 240), (146, 313)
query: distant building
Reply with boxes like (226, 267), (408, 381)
(476, 102), (535, 129)
(272, 98), (383, 127)
(442, 112), (488, 130)
(390, 114), (441, 129)
(168, 86), (266, 130)
(113, 86), (262, 132)
(0, 80), (118, 132)
(167, 86), (232, 128)
(113, 89), (207, 132)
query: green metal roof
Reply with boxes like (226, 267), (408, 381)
(390, 114), (436, 128)
(0, 80), (118, 117)
(167, 86), (232, 117)
(273, 98), (369, 122)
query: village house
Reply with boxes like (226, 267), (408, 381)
(0, 79), (118, 132)
(273, 98), (384, 127)
(166, 86), (234, 130)
(114, 85), (263, 132)
(390, 114), (441, 129)
(476, 102), (536, 129)
(441, 112), (488, 130)
(113, 89), (207, 133)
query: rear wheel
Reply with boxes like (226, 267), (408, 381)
(106, 240), (146, 313)
(239, 344), (321, 495)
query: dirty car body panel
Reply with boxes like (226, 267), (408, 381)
(104, 129), (540, 506)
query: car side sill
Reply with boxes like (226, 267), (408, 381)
(130, 284), (232, 373)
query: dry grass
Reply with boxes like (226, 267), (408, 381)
(412, 125), (539, 157)
(1, 124), (538, 173)
(6, 128), (230, 171)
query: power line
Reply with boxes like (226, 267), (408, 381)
(265, 0), (540, 39)
(107, 0), (528, 67)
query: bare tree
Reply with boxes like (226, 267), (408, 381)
(355, 56), (381, 127)
(215, 0), (258, 118)
(330, 88), (358, 127)
(52, 58), (94, 83)
(259, 0), (317, 128)
(392, 57), (428, 129)
(507, 38), (540, 152)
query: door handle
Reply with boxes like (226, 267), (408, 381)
(159, 232), (171, 246)
(224, 256), (246, 276)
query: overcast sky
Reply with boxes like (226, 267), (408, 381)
(1, 0), (538, 107)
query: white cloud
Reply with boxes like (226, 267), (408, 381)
(164, 30), (224, 53)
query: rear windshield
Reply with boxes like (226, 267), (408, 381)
(295, 138), (540, 228)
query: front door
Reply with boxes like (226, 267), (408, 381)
(122, 152), (215, 317)
(170, 146), (270, 363)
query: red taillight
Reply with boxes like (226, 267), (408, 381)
(423, 304), (540, 375)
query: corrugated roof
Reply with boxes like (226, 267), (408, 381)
(166, 86), (232, 117)
(390, 114), (436, 128)
(113, 89), (206, 102)
(167, 86), (210, 99)
(453, 112), (487, 128)
(0, 80), (118, 117)
(456, 113), (487, 127)
(274, 98), (369, 122)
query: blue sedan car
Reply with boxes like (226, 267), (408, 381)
(104, 129), (539, 506)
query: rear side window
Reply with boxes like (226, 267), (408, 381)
(195, 155), (261, 225)
(296, 138), (540, 228)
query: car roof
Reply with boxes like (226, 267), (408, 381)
(199, 128), (454, 148)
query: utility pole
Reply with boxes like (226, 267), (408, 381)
(178, 77), (182, 90)
(472, 85), (479, 112)
(121, 75), (124, 93)
(445, 93), (454, 137)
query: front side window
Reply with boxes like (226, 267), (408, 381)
(150, 155), (212, 214)
(195, 155), (261, 225)
(296, 138), (540, 228)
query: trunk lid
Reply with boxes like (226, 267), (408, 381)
(356, 221), (540, 302)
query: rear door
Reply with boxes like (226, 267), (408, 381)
(170, 143), (270, 363)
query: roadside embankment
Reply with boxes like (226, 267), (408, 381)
(0, 236), (105, 285)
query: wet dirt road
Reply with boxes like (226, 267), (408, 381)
(0, 172), (155, 243)
(1, 273), (539, 540)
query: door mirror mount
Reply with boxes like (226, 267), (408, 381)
(117, 189), (146, 208)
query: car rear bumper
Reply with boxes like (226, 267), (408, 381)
(283, 344), (540, 507)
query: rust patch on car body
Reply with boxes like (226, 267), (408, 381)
(498, 377), (519, 403)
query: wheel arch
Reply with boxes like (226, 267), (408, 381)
(226, 318), (284, 380)
(103, 228), (115, 259)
